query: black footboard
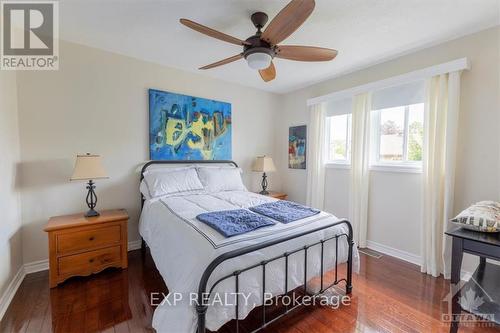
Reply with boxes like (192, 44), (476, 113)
(196, 219), (354, 333)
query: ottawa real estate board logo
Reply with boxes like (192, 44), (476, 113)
(1, 1), (59, 70)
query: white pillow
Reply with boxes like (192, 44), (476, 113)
(140, 166), (192, 199)
(197, 167), (247, 192)
(451, 201), (500, 232)
(143, 167), (204, 198)
(140, 179), (151, 200)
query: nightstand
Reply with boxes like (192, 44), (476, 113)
(44, 209), (128, 288)
(446, 227), (500, 332)
(260, 191), (288, 200)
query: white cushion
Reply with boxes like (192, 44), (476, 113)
(140, 179), (151, 200)
(451, 201), (500, 232)
(141, 166), (192, 199)
(143, 167), (204, 198)
(197, 167), (247, 192)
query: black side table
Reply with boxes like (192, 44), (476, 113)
(445, 227), (500, 332)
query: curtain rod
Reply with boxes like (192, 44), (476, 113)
(307, 58), (470, 106)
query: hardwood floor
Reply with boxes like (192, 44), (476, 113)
(1, 249), (498, 333)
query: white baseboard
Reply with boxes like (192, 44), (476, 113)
(0, 266), (25, 320)
(366, 240), (472, 280)
(24, 259), (49, 274)
(366, 240), (421, 266)
(127, 239), (142, 251)
(460, 270), (472, 281)
(0, 239), (144, 320)
(23, 240), (143, 274)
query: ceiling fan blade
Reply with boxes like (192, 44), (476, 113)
(261, 0), (315, 45)
(259, 62), (276, 82)
(180, 19), (250, 46)
(275, 45), (337, 61)
(199, 54), (243, 70)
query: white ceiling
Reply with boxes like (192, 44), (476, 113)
(59, 0), (500, 94)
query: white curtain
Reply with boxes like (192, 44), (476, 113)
(306, 103), (326, 209)
(421, 71), (461, 278)
(350, 93), (372, 248)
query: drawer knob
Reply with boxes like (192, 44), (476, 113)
(89, 258), (94, 263)
(89, 236), (95, 241)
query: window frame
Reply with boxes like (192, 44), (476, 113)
(322, 104), (424, 173)
(370, 104), (423, 172)
(325, 113), (352, 167)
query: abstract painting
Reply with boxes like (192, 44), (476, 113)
(149, 89), (232, 160)
(288, 125), (307, 169)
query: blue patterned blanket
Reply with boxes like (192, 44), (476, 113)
(249, 200), (320, 224)
(196, 209), (275, 237)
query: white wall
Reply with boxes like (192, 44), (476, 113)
(8, 26), (500, 274)
(275, 27), (500, 266)
(0, 71), (23, 297)
(16, 40), (281, 264)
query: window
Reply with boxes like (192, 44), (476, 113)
(407, 104), (424, 161)
(371, 102), (424, 166)
(326, 114), (351, 163)
(369, 80), (425, 170)
(379, 106), (405, 161)
(324, 97), (352, 165)
(321, 81), (424, 171)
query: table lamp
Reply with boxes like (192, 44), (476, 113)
(252, 156), (276, 195)
(70, 153), (109, 217)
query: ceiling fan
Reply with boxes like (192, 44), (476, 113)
(179, 0), (337, 82)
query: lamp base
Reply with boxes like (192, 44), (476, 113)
(260, 172), (269, 195)
(85, 180), (99, 218)
(85, 209), (100, 218)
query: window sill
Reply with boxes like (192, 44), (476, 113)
(325, 163), (351, 169)
(369, 164), (422, 174)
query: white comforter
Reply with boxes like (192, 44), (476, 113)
(139, 190), (360, 333)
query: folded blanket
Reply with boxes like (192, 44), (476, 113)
(250, 200), (320, 224)
(196, 209), (275, 237)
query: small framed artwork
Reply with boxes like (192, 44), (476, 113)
(149, 89), (232, 160)
(289, 125), (306, 169)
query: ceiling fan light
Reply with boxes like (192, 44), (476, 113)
(246, 52), (272, 70)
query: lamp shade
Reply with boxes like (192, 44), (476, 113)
(252, 156), (276, 173)
(70, 154), (108, 181)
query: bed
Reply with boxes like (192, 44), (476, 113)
(139, 160), (359, 333)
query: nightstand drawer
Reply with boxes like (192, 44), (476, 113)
(58, 245), (122, 276)
(57, 225), (121, 254)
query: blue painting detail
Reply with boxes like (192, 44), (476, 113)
(289, 125), (306, 169)
(149, 89), (232, 160)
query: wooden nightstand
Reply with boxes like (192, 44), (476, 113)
(260, 191), (288, 200)
(44, 209), (128, 288)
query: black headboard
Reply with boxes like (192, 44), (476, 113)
(140, 160), (239, 208)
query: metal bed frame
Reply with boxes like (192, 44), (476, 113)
(140, 160), (354, 333)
